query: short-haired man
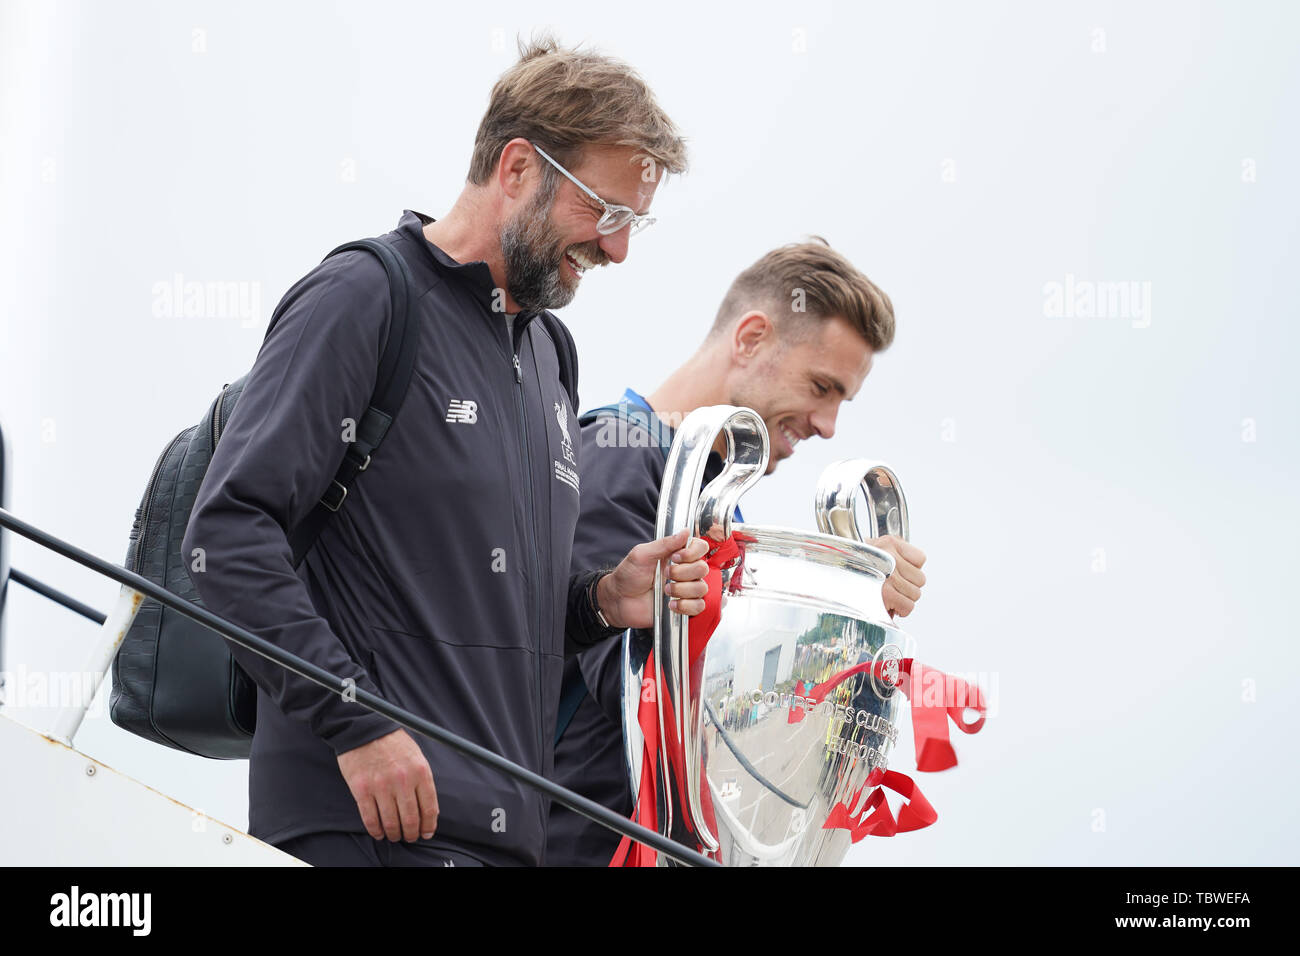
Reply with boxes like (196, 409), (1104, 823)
(183, 37), (714, 867)
(545, 239), (928, 865)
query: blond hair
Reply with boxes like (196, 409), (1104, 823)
(468, 34), (688, 184)
(711, 239), (895, 351)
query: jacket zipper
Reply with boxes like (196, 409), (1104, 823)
(511, 337), (547, 772)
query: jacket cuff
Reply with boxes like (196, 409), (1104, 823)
(321, 706), (404, 756)
(312, 673), (403, 755)
(566, 569), (625, 648)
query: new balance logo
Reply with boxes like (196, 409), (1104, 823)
(446, 400), (478, 424)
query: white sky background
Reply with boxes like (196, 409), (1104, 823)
(1, 0), (1296, 865)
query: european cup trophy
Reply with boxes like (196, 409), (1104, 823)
(617, 405), (976, 867)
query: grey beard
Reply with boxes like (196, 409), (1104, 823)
(499, 196), (574, 313)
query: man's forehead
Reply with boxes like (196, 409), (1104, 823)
(572, 145), (662, 213)
(845, 352), (874, 400)
(805, 321), (874, 398)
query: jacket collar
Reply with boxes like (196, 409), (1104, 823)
(397, 209), (543, 332)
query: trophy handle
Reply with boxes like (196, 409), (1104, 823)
(654, 405), (769, 853)
(814, 459), (910, 543)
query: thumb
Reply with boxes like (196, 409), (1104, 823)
(634, 529), (691, 564)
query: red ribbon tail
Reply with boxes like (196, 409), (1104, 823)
(859, 790), (896, 840)
(882, 769), (938, 833)
(905, 660), (988, 772)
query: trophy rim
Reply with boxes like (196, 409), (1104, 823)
(731, 521), (897, 580)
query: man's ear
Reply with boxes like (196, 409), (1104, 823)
(732, 310), (776, 366)
(495, 138), (536, 201)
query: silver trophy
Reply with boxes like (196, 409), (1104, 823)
(621, 406), (918, 866)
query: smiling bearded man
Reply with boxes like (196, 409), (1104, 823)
(182, 35), (713, 868)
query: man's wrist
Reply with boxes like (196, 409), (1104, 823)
(568, 569), (623, 646)
(593, 571), (617, 629)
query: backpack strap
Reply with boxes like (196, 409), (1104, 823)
(287, 237), (417, 567)
(578, 402), (672, 461)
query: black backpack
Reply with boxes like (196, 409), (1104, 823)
(110, 235), (579, 759)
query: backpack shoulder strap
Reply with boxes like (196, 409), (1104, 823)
(537, 312), (579, 411)
(576, 404), (623, 427)
(287, 237), (417, 567)
(578, 401), (672, 461)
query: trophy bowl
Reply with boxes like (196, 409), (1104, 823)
(696, 524), (912, 866)
(621, 405), (917, 866)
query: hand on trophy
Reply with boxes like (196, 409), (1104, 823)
(869, 533), (927, 617)
(595, 529), (713, 629)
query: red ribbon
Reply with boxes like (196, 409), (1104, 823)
(821, 767), (938, 842)
(899, 661), (987, 773)
(794, 657), (987, 773)
(812, 658), (985, 842)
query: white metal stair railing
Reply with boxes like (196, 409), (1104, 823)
(45, 585), (143, 746)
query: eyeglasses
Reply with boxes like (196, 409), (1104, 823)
(531, 143), (657, 237)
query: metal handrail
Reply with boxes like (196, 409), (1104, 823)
(0, 505), (718, 867)
(9, 568), (107, 624)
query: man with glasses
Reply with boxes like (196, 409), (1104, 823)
(182, 36), (710, 867)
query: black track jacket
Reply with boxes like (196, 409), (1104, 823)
(183, 210), (615, 865)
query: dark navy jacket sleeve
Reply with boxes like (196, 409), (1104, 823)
(564, 570), (623, 654)
(182, 250), (401, 756)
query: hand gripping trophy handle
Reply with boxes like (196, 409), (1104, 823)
(813, 460), (911, 709)
(814, 460), (910, 544)
(653, 405), (769, 853)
